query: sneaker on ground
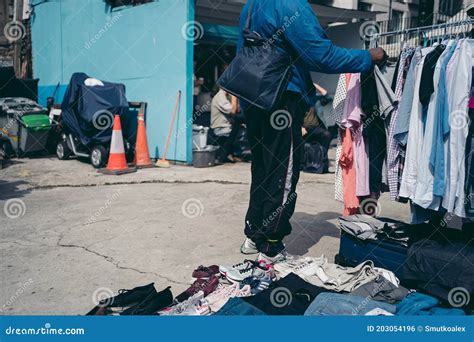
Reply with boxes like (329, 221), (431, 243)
(192, 265), (220, 279)
(121, 286), (173, 315)
(257, 250), (292, 265)
(240, 273), (273, 295)
(201, 283), (252, 313)
(240, 238), (258, 255)
(219, 259), (254, 277)
(175, 275), (219, 303)
(86, 282), (157, 315)
(224, 260), (274, 283)
(274, 256), (324, 280)
(158, 291), (206, 316)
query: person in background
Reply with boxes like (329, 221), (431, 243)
(238, 0), (386, 264)
(193, 59), (204, 111)
(302, 83), (333, 173)
(210, 88), (242, 163)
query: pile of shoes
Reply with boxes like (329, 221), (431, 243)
(87, 283), (173, 316)
(86, 258), (277, 316)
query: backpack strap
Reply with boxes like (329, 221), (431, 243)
(245, 0), (254, 30)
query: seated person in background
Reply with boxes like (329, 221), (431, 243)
(210, 88), (243, 163)
(302, 84), (333, 173)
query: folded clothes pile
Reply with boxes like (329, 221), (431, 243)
(339, 215), (410, 246)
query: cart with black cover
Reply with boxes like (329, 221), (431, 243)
(57, 73), (135, 168)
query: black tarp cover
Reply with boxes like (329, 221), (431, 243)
(60, 73), (129, 147)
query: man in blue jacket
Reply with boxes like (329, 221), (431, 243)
(238, 0), (386, 263)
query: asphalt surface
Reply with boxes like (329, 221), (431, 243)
(0, 155), (410, 314)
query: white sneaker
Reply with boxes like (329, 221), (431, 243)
(240, 238), (258, 254)
(223, 260), (273, 283)
(257, 250), (291, 265)
(219, 260), (254, 277)
(275, 257), (316, 278)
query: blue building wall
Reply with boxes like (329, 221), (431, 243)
(30, 0), (193, 163)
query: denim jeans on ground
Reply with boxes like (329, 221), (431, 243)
(214, 298), (266, 316)
(304, 292), (396, 316)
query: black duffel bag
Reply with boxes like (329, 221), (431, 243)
(217, 0), (292, 112)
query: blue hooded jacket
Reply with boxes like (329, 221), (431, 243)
(237, 0), (373, 107)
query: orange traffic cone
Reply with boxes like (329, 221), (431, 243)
(134, 103), (153, 168)
(98, 115), (137, 175)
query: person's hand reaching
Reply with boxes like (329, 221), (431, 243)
(369, 47), (388, 65)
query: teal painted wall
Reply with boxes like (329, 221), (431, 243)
(30, 0), (193, 163)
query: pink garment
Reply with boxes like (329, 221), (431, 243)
(340, 127), (359, 216)
(341, 73), (370, 197)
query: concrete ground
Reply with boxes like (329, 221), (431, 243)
(0, 151), (410, 315)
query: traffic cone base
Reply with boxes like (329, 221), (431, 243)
(98, 166), (137, 175)
(98, 114), (137, 175)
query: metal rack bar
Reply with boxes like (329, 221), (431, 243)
(373, 18), (474, 38)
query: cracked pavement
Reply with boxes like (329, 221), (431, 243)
(0, 155), (410, 314)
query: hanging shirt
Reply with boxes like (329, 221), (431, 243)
(419, 45), (446, 107)
(374, 65), (399, 120)
(430, 40), (458, 198)
(413, 41), (455, 210)
(332, 74), (349, 202)
(360, 71), (385, 194)
(399, 47), (435, 200)
(341, 73), (370, 197)
(340, 127), (359, 216)
(386, 48), (414, 200)
(442, 39), (473, 218)
(394, 47), (422, 147)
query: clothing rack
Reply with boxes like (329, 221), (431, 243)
(373, 18), (474, 39)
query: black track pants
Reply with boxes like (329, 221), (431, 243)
(243, 92), (306, 257)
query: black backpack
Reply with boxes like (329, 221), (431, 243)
(301, 143), (328, 174)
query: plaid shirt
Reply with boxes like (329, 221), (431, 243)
(386, 48), (415, 200)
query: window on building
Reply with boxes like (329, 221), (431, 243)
(391, 10), (405, 31)
(439, 0), (463, 16)
(105, 0), (154, 8)
(358, 2), (372, 12)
